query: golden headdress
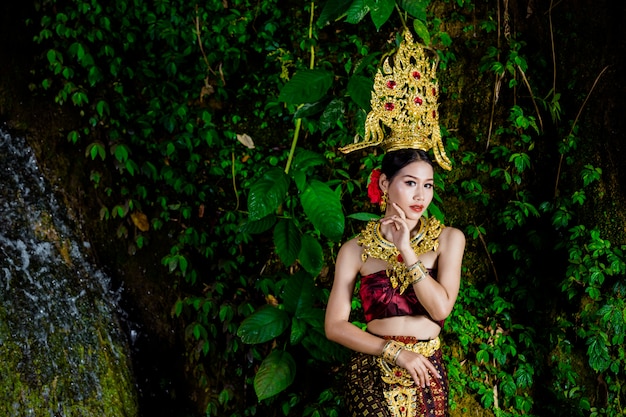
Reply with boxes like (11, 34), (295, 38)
(340, 31), (452, 170)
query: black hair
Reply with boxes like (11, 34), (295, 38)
(380, 149), (433, 183)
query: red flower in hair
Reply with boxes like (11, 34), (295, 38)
(367, 169), (382, 204)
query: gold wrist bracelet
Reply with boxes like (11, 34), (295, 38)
(381, 340), (404, 365)
(407, 260), (428, 285)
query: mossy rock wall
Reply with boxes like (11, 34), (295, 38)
(0, 130), (138, 416)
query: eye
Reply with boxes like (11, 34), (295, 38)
(424, 183), (434, 189)
(406, 180), (417, 186)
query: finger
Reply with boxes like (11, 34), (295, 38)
(392, 203), (407, 219)
(424, 359), (441, 379)
(417, 366), (430, 388)
(407, 367), (421, 387)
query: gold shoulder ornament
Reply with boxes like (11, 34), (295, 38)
(357, 216), (444, 293)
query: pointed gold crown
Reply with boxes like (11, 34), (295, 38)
(340, 31), (452, 170)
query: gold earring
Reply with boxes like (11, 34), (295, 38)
(380, 192), (387, 212)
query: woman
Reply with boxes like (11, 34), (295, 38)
(325, 148), (465, 416)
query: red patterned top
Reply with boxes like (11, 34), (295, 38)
(359, 269), (444, 327)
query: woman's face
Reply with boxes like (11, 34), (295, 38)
(380, 160), (434, 221)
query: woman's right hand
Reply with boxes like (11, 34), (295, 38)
(395, 349), (441, 388)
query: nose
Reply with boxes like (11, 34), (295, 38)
(414, 188), (424, 201)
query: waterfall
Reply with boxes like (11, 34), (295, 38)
(0, 126), (137, 416)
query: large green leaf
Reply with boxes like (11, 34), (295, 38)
(293, 100), (326, 118)
(274, 218), (301, 267)
(290, 316), (307, 345)
(346, 0), (370, 24)
(291, 148), (327, 192)
(302, 328), (351, 362)
(300, 180), (344, 241)
(366, 0), (395, 31)
(347, 212), (380, 221)
(348, 75), (373, 111)
(254, 350), (296, 401)
(282, 270), (315, 317)
(239, 214), (276, 235)
(247, 168), (290, 221)
(319, 98), (345, 133)
(277, 69), (333, 105)
(291, 148), (326, 173)
(237, 305), (290, 344)
(399, 0), (428, 20)
(298, 234), (324, 277)
(412, 18), (431, 46)
(299, 307), (326, 329)
(317, 0), (352, 26)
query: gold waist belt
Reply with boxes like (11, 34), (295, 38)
(377, 337), (441, 386)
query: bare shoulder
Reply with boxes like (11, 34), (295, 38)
(337, 236), (363, 260)
(439, 225), (466, 249)
(335, 236), (364, 277)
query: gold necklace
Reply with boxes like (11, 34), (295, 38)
(358, 217), (443, 293)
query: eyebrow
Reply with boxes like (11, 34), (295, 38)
(403, 174), (434, 181)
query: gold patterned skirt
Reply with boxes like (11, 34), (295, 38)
(345, 336), (448, 417)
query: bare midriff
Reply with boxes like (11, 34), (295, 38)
(367, 314), (441, 340)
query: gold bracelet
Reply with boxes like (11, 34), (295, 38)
(406, 261), (422, 273)
(381, 340), (403, 364)
(407, 260), (428, 285)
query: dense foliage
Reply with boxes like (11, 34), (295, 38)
(30, 0), (624, 416)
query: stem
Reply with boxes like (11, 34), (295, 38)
(285, 118), (302, 174)
(285, 1), (316, 175)
(553, 65), (609, 198)
(232, 151), (239, 210)
(395, 4), (408, 32)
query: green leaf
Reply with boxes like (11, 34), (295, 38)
(248, 167), (290, 220)
(412, 19), (431, 45)
(319, 98), (345, 133)
(294, 101), (326, 118)
(278, 69), (333, 105)
(292, 170), (307, 192)
(86, 142), (106, 161)
(509, 152), (531, 172)
(254, 350), (296, 401)
(46, 49), (60, 65)
(366, 0), (395, 31)
(298, 234), (324, 276)
(400, 0), (428, 20)
(347, 75), (373, 110)
(291, 148), (326, 173)
(112, 143), (129, 162)
(317, 0), (352, 26)
(514, 364), (534, 389)
(587, 334), (610, 372)
(290, 316), (307, 345)
(96, 100), (109, 117)
(274, 218), (301, 267)
(237, 305), (290, 344)
(239, 214), (277, 235)
(500, 376), (517, 397)
(300, 180), (344, 241)
(347, 212), (380, 221)
(302, 328), (350, 362)
(427, 203), (445, 222)
(299, 307), (325, 329)
(282, 270), (315, 316)
(345, 0), (370, 24)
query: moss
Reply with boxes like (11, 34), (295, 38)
(0, 309), (138, 416)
